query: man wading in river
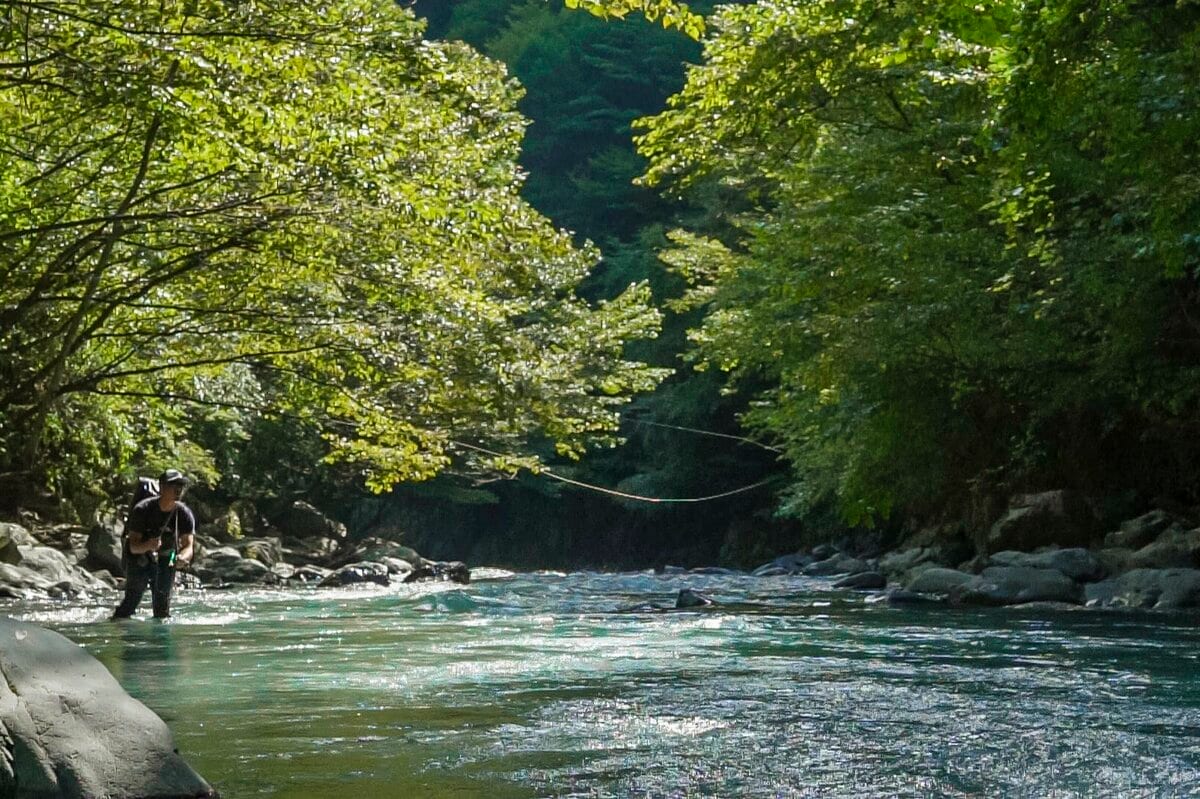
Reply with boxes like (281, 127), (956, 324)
(112, 469), (196, 620)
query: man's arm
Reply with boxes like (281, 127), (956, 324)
(175, 532), (194, 566)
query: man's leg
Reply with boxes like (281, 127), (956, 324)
(151, 560), (175, 618)
(112, 562), (150, 619)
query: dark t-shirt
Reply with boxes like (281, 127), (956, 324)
(128, 497), (196, 551)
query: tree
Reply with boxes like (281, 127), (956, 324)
(0, 0), (666, 503)
(635, 0), (1200, 526)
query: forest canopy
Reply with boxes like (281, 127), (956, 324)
(0, 0), (666, 507)
(621, 0), (1200, 526)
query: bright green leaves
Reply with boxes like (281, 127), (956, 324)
(562, 0), (705, 39)
(0, 0), (665, 499)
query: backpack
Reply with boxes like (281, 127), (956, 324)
(120, 476), (161, 574)
(125, 476), (160, 526)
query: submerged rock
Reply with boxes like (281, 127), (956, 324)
(675, 588), (715, 608)
(0, 617), (217, 798)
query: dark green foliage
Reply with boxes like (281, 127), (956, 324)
(634, 0), (1200, 529)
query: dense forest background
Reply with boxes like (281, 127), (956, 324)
(3, 0), (1199, 568)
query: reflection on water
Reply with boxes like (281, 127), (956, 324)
(8, 572), (1200, 797)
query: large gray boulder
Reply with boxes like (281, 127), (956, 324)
(318, 561), (390, 587)
(85, 514), (125, 576)
(0, 618), (216, 798)
(1104, 510), (1181, 550)
(273, 501), (347, 541)
(988, 548), (1106, 582)
(1127, 528), (1200, 570)
(959, 566), (1082, 606)
(904, 567), (975, 595)
(986, 490), (1097, 553)
(0, 523), (34, 566)
(751, 552), (813, 576)
(0, 563), (56, 599)
(1084, 568), (1200, 609)
(235, 537), (283, 568)
(803, 554), (869, 577)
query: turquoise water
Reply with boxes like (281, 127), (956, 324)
(10, 570), (1200, 797)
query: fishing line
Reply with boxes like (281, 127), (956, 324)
(449, 438), (777, 505)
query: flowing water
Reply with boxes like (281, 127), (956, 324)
(9, 570), (1200, 797)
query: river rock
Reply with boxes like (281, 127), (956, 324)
(958, 566), (1082, 606)
(884, 588), (942, 605)
(332, 537), (423, 569)
(290, 565), (333, 583)
(281, 535), (341, 566)
(0, 562), (56, 599)
(904, 567), (975, 595)
(319, 561), (390, 587)
(85, 515), (125, 576)
(833, 571), (887, 590)
(1084, 568), (1200, 609)
(879, 547), (935, 579)
(0, 617), (216, 798)
(18, 545), (85, 585)
(1104, 510), (1181, 550)
(0, 522), (33, 565)
(811, 543), (838, 560)
(1127, 528), (1200, 570)
(804, 554), (868, 577)
(236, 536), (284, 567)
(988, 548), (1106, 582)
(274, 500), (347, 540)
(403, 560), (470, 584)
(196, 546), (272, 584)
(752, 552), (813, 576)
(689, 566), (743, 576)
(199, 511), (242, 544)
(675, 588), (715, 608)
(986, 490), (1097, 553)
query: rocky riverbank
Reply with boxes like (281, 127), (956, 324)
(750, 491), (1200, 611)
(0, 498), (469, 603)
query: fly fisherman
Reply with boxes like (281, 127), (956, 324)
(112, 469), (196, 620)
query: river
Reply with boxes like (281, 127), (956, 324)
(8, 570), (1200, 797)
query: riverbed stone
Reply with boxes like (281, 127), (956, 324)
(988, 548), (1106, 582)
(1085, 568), (1200, 609)
(0, 617), (216, 798)
(0, 523), (33, 565)
(904, 567), (975, 595)
(834, 571), (887, 590)
(986, 490), (1097, 553)
(753, 552), (813, 576)
(274, 500), (347, 540)
(85, 515), (125, 576)
(1125, 529), (1200, 571)
(879, 547), (936, 579)
(675, 588), (715, 608)
(1105, 510), (1180, 550)
(403, 560), (470, 584)
(319, 561), (390, 587)
(236, 536), (284, 567)
(959, 566), (1082, 606)
(804, 554), (868, 577)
